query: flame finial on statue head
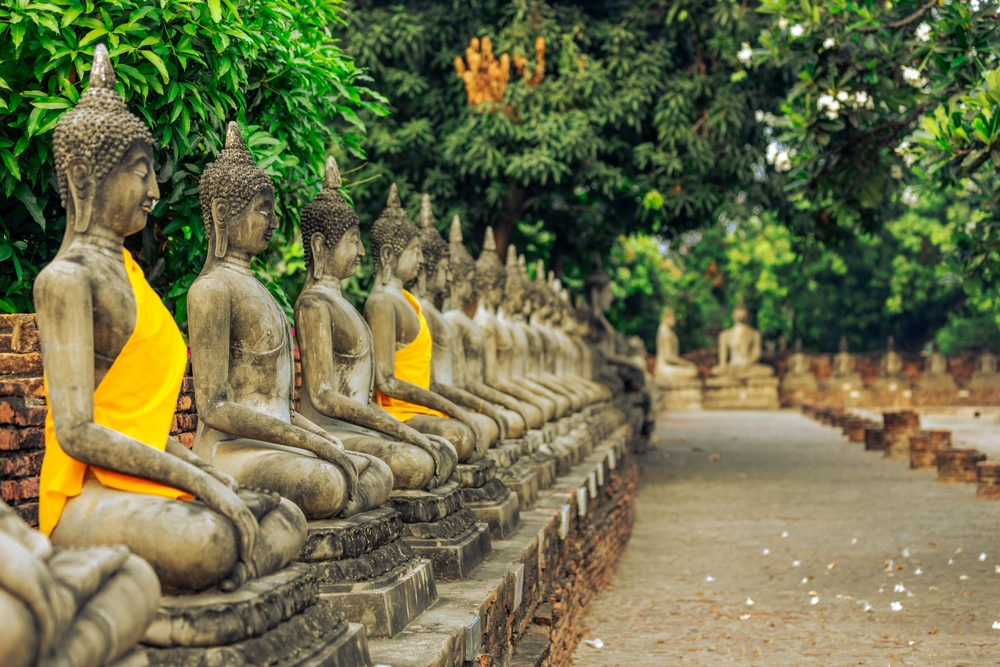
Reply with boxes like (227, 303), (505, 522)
(90, 43), (116, 89)
(449, 214), (464, 244)
(506, 244), (517, 267)
(483, 226), (497, 252)
(323, 155), (342, 190)
(418, 194), (434, 230)
(386, 183), (401, 209)
(224, 121), (246, 151)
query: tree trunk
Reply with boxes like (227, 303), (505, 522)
(489, 182), (527, 259)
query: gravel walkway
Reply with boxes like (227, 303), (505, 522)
(572, 410), (1000, 666)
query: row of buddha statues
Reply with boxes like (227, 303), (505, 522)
(655, 300), (1000, 405)
(4, 46), (648, 667)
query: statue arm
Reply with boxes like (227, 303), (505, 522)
(431, 382), (508, 440)
(0, 530), (69, 662)
(187, 279), (357, 498)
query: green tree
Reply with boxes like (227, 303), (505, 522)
(0, 0), (384, 322)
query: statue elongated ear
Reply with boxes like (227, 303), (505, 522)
(310, 232), (326, 280)
(67, 158), (96, 233)
(211, 199), (230, 258)
(380, 245), (393, 286)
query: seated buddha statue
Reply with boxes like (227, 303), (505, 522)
(365, 184), (487, 462)
(919, 342), (956, 389)
(969, 347), (1000, 388)
(294, 161), (456, 491)
(655, 308), (699, 384)
(709, 300), (774, 379)
(542, 278), (608, 404)
(412, 195), (522, 443)
(0, 499), (159, 667)
(188, 124), (394, 520)
(442, 220), (542, 434)
(873, 335), (908, 389)
(781, 337), (818, 390)
(829, 334), (864, 389)
(35, 46), (305, 594)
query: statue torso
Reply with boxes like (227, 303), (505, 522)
(299, 284), (373, 404)
(445, 309), (487, 383)
(833, 352), (856, 375)
(420, 297), (455, 386)
(722, 323), (759, 367)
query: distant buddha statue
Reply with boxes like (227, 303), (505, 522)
(968, 347), (1000, 388)
(35, 47), (304, 595)
(829, 335), (864, 389)
(709, 300), (773, 378)
(919, 342), (956, 390)
(873, 335), (909, 389)
(781, 337), (818, 391)
(654, 308), (699, 383)
(0, 499), (158, 667)
(188, 124), (394, 521)
(294, 161), (456, 491)
(365, 184), (487, 461)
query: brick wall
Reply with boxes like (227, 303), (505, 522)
(0, 314), (199, 527)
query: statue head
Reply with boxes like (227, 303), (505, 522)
(661, 307), (676, 328)
(839, 335), (849, 353)
(527, 259), (555, 321)
(417, 194), (450, 299)
(584, 254), (613, 313)
(732, 298), (749, 325)
(301, 156), (364, 281)
(447, 215), (477, 306)
(53, 44), (158, 236)
(501, 245), (528, 316)
(887, 335), (896, 352)
(371, 183), (422, 285)
(199, 122), (276, 259)
(474, 227), (506, 309)
(794, 337), (804, 353)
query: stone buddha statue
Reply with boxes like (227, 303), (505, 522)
(829, 334), (863, 389)
(365, 184), (487, 462)
(0, 499), (159, 667)
(188, 123), (394, 521)
(710, 300), (774, 378)
(488, 244), (559, 421)
(443, 222), (543, 433)
(919, 342), (956, 390)
(412, 196), (528, 444)
(35, 46), (304, 594)
(654, 308), (699, 384)
(780, 337), (818, 391)
(293, 161), (456, 491)
(969, 347), (1000, 388)
(546, 278), (609, 403)
(873, 335), (908, 389)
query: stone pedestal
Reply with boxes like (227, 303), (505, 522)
(703, 376), (779, 410)
(297, 508), (437, 639)
(908, 430), (952, 470)
(655, 379), (703, 411)
(456, 459), (521, 539)
(882, 410), (920, 460)
(976, 462), (1000, 499)
(937, 449), (986, 483)
(845, 417), (878, 442)
(389, 482), (492, 580)
(864, 427), (886, 452)
(138, 564), (372, 666)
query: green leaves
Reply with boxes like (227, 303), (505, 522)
(1, 0), (383, 324)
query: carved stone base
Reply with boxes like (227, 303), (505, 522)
(456, 459), (522, 538)
(138, 565), (371, 667)
(525, 451), (557, 490)
(467, 486), (521, 538)
(295, 508), (437, 639)
(320, 558), (436, 639)
(406, 514), (491, 580)
(390, 482), (493, 580)
(703, 376), (779, 410)
(656, 379), (703, 411)
(484, 442), (521, 468)
(497, 458), (540, 509)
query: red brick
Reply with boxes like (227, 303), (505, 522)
(1, 477), (39, 502)
(176, 394), (194, 412)
(0, 378), (44, 399)
(181, 377), (195, 393)
(174, 414), (198, 433)
(14, 502), (38, 528)
(0, 352), (43, 376)
(176, 432), (195, 449)
(13, 405), (46, 427)
(0, 450), (43, 478)
(0, 427), (43, 452)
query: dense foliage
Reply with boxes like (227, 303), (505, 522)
(0, 0), (383, 321)
(337, 0), (783, 279)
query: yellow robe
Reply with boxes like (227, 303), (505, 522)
(375, 290), (446, 422)
(39, 249), (191, 536)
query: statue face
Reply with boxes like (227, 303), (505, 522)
(225, 191), (277, 256)
(663, 309), (676, 327)
(86, 141), (159, 237)
(428, 256), (450, 296)
(395, 236), (423, 283)
(328, 224), (364, 280)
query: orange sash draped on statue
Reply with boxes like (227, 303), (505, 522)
(375, 290), (447, 422)
(39, 249), (192, 536)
